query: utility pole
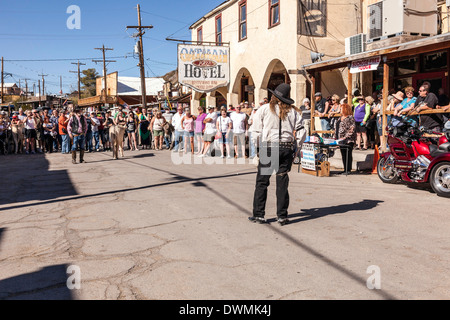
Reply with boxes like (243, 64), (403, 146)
(70, 60), (86, 100)
(93, 45), (115, 107)
(1, 57), (3, 104)
(39, 73), (48, 99)
(24, 79), (29, 99)
(38, 80), (41, 107)
(127, 4), (153, 109)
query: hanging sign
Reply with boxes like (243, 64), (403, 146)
(178, 44), (230, 93)
(350, 56), (381, 74)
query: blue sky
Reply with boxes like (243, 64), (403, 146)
(0, 0), (224, 95)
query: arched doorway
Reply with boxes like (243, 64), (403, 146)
(232, 68), (255, 105)
(261, 59), (290, 101)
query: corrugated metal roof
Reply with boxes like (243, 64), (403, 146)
(117, 77), (164, 96)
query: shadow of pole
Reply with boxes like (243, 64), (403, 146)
(197, 182), (396, 300)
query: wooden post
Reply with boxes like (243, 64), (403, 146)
(310, 73), (316, 133)
(381, 58), (389, 152)
(347, 64), (353, 106)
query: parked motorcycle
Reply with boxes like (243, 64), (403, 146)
(377, 118), (450, 198)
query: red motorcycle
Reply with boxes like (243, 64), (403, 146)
(377, 119), (450, 198)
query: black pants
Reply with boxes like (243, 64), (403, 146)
(44, 134), (54, 153)
(340, 143), (354, 173)
(253, 146), (294, 219)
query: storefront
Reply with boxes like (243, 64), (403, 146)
(302, 33), (450, 150)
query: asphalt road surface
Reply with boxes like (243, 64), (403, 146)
(0, 149), (449, 300)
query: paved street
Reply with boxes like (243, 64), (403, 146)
(0, 149), (449, 300)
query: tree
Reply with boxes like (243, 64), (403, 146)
(80, 68), (99, 97)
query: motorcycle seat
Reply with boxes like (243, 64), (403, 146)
(439, 142), (450, 152)
(429, 144), (448, 158)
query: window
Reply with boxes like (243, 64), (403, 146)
(215, 14), (222, 45)
(269, 0), (280, 28)
(239, 0), (247, 41)
(423, 51), (447, 72)
(197, 27), (203, 44)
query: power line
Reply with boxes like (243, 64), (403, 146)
(3, 55), (128, 62)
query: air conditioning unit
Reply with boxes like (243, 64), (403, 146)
(345, 34), (367, 55)
(367, 0), (438, 42)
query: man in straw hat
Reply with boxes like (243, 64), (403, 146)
(249, 83), (304, 226)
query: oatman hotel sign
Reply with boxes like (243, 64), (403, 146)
(178, 44), (230, 93)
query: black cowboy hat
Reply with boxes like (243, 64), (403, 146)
(268, 83), (295, 105)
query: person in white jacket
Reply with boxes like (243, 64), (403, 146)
(249, 83), (303, 226)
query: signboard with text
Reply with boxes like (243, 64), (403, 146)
(178, 44), (230, 93)
(301, 143), (317, 171)
(350, 56), (381, 74)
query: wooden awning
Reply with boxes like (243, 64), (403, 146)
(78, 95), (117, 107)
(303, 33), (450, 73)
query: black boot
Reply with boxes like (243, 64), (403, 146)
(72, 151), (77, 164)
(79, 150), (85, 163)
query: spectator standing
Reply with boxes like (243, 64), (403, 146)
(300, 98), (312, 137)
(33, 109), (44, 153)
(194, 106), (207, 155)
(216, 107), (232, 158)
(102, 111), (114, 151)
(230, 104), (248, 158)
(90, 112), (101, 152)
(23, 110), (36, 154)
(200, 106), (218, 157)
(50, 109), (60, 151)
(59, 109), (70, 154)
(181, 108), (196, 154)
(150, 111), (166, 150)
(0, 113), (8, 155)
(126, 112), (138, 151)
(85, 112), (93, 153)
(138, 108), (151, 149)
(42, 116), (56, 153)
(353, 96), (371, 150)
(335, 104), (357, 174)
(171, 106), (185, 151)
(68, 107), (88, 164)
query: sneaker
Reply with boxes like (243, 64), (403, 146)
(248, 216), (268, 224)
(277, 218), (290, 226)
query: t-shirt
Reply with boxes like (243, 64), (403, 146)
(195, 113), (207, 133)
(230, 112), (247, 134)
(316, 98), (328, 119)
(217, 116), (232, 133)
(204, 112), (218, 134)
(416, 93), (443, 130)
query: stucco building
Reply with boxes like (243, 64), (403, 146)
(188, 0), (362, 110)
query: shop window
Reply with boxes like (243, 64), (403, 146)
(239, 1), (247, 41)
(396, 57), (418, 75)
(423, 51), (447, 72)
(269, 0), (280, 28)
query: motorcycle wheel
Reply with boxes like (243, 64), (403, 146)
(377, 157), (399, 184)
(430, 161), (450, 198)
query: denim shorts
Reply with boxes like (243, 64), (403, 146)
(184, 131), (194, 137)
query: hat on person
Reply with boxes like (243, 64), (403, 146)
(357, 96), (365, 101)
(392, 91), (405, 101)
(314, 92), (322, 97)
(207, 105), (214, 109)
(268, 83), (295, 105)
(12, 115), (18, 119)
